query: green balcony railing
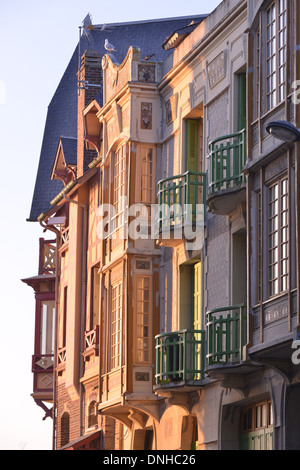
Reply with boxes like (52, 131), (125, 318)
(206, 304), (247, 366)
(208, 129), (246, 195)
(157, 171), (206, 231)
(155, 329), (205, 385)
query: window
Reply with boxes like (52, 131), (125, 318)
(111, 281), (122, 370)
(88, 400), (98, 428)
(61, 412), (70, 447)
(268, 177), (288, 297)
(112, 144), (126, 230)
(257, 191), (262, 303)
(40, 300), (55, 355)
(136, 276), (152, 363)
(255, 0), (287, 114)
(255, 28), (261, 119)
(241, 400), (273, 433)
(62, 286), (68, 348)
(140, 147), (154, 203)
(90, 266), (100, 331)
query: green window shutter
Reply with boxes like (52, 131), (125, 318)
(193, 262), (202, 331)
(238, 74), (246, 131)
(185, 119), (198, 172)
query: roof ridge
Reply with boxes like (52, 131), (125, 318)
(92, 14), (208, 29)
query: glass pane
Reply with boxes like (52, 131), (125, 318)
(40, 301), (55, 355)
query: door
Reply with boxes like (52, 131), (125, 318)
(240, 400), (273, 450)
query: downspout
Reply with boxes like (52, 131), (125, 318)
(64, 193), (88, 438)
(39, 219), (61, 451)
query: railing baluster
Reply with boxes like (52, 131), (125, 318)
(206, 303), (247, 366)
(157, 171), (206, 231)
(208, 129), (247, 196)
(155, 329), (205, 384)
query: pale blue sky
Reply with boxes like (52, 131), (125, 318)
(0, 0), (221, 450)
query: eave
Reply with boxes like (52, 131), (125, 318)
(38, 166), (98, 223)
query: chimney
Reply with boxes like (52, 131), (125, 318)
(77, 49), (102, 178)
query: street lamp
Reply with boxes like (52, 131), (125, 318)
(266, 120), (300, 143)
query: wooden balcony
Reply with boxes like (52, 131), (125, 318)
(59, 226), (70, 252)
(57, 346), (67, 375)
(39, 238), (56, 275)
(207, 129), (246, 215)
(157, 171), (206, 247)
(154, 329), (205, 390)
(83, 326), (99, 361)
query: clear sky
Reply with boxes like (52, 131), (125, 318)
(0, 0), (221, 450)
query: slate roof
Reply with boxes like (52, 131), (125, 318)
(28, 15), (207, 221)
(60, 137), (77, 165)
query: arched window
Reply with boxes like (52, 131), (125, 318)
(60, 412), (70, 447)
(88, 400), (98, 428)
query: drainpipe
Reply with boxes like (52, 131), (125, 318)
(39, 220), (61, 451)
(64, 193), (88, 438)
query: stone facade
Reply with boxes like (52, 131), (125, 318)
(25, 0), (300, 451)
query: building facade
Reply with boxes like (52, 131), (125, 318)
(23, 0), (300, 450)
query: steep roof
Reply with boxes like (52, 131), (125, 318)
(28, 15), (207, 221)
(60, 137), (77, 166)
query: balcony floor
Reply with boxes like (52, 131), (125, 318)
(207, 185), (246, 215)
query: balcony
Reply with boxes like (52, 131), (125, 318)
(59, 226), (69, 252)
(206, 304), (249, 379)
(82, 326), (99, 361)
(155, 329), (205, 390)
(207, 129), (246, 215)
(57, 346), (67, 375)
(39, 238), (56, 275)
(157, 171), (206, 247)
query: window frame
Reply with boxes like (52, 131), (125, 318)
(241, 400), (273, 434)
(110, 280), (123, 371)
(111, 143), (127, 232)
(134, 274), (152, 364)
(139, 146), (155, 205)
(267, 175), (288, 298)
(255, 0), (288, 116)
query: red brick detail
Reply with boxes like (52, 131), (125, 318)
(77, 50), (102, 178)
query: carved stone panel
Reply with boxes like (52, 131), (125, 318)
(207, 51), (226, 89)
(141, 102), (152, 130)
(138, 64), (156, 83)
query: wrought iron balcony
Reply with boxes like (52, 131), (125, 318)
(206, 304), (247, 367)
(155, 329), (205, 386)
(157, 171), (206, 246)
(207, 129), (246, 214)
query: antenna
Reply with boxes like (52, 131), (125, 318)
(82, 13), (93, 42)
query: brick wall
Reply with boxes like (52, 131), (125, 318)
(77, 49), (102, 178)
(56, 382), (81, 449)
(56, 378), (123, 450)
